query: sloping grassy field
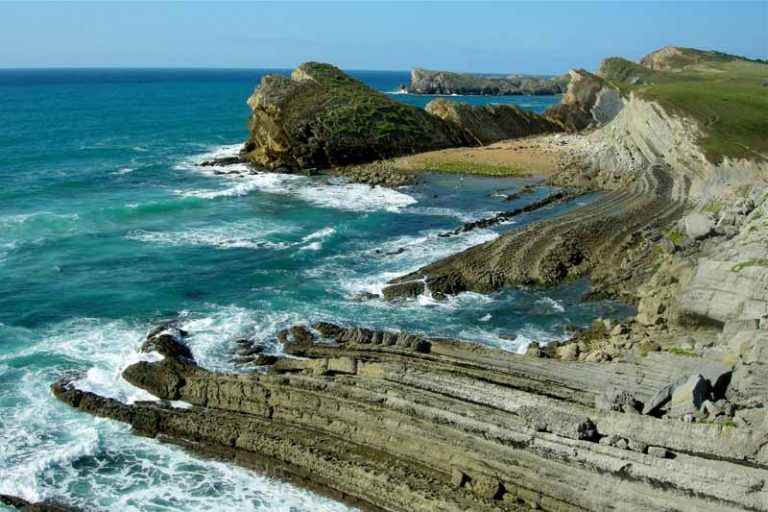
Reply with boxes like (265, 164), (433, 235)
(600, 55), (768, 163)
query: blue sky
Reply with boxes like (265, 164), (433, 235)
(0, 1), (765, 73)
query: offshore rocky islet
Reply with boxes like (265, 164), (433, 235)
(37, 47), (768, 511)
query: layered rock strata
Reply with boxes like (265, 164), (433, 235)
(425, 99), (559, 145)
(53, 325), (768, 511)
(383, 166), (682, 301)
(545, 69), (623, 131)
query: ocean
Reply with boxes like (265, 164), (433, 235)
(0, 69), (628, 511)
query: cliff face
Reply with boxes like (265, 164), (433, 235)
(243, 62), (466, 171)
(407, 67), (568, 95)
(425, 98), (559, 145)
(545, 69), (623, 131)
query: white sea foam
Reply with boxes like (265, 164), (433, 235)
(457, 325), (565, 354)
(0, 211), (79, 228)
(111, 167), (136, 175)
(341, 228), (498, 298)
(298, 227), (336, 251)
(302, 227), (336, 242)
(126, 220), (294, 250)
(178, 305), (303, 372)
(0, 315), (355, 511)
(177, 145), (417, 213)
(479, 313), (492, 322)
(537, 296), (565, 313)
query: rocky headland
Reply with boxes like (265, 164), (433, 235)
(47, 47), (768, 512)
(405, 67), (568, 96)
(239, 62), (560, 175)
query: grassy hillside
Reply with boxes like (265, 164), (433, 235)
(598, 51), (768, 163)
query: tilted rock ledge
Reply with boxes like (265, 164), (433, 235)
(53, 324), (767, 511)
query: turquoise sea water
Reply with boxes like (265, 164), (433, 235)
(0, 69), (628, 510)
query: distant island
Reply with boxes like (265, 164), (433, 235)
(403, 67), (568, 95)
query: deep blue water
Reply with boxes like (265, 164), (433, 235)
(0, 69), (620, 511)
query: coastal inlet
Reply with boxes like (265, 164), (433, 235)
(0, 69), (627, 511)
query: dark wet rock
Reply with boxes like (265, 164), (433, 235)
(140, 323), (193, 360)
(497, 183), (539, 201)
(230, 356), (256, 366)
(350, 291), (380, 302)
(0, 495), (76, 512)
(289, 326), (314, 344)
(239, 345), (264, 357)
(200, 156), (244, 167)
(254, 354), (279, 366)
(439, 190), (577, 237)
(311, 322), (344, 339)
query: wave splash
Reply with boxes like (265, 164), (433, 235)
(0, 315), (354, 511)
(175, 144), (418, 213)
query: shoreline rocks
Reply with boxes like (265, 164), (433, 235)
(52, 323), (768, 511)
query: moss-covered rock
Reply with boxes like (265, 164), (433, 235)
(243, 62), (563, 172)
(243, 62), (467, 170)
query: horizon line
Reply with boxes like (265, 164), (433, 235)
(0, 66), (565, 76)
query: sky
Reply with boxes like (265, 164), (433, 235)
(0, 1), (765, 74)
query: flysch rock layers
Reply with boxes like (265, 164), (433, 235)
(53, 325), (768, 512)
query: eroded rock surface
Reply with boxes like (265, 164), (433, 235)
(383, 166), (682, 301)
(406, 68), (567, 96)
(53, 324), (768, 511)
(545, 69), (623, 131)
(243, 62), (466, 171)
(425, 99), (559, 145)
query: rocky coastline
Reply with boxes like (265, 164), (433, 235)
(405, 68), (568, 96)
(44, 47), (768, 511)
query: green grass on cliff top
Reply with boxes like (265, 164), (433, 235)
(291, 62), (448, 146)
(600, 58), (768, 163)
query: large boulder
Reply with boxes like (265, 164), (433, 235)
(681, 212), (714, 240)
(668, 374), (709, 418)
